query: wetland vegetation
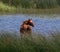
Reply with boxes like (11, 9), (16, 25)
(0, 0), (60, 14)
(0, 32), (60, 52)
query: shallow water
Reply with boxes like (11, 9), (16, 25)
(0, 14), (60, 35)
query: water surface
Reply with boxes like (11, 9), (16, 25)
(0, 14), (60, 35)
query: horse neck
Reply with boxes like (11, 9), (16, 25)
(22, 20), (31, 26)
(22, 23), (27, 26)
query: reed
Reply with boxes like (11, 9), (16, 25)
(0, 32), (60, 52)
(0, 2), (60, 14)
(0, 2), (16, 14)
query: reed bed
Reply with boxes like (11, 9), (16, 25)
(0, 2), (60, 14)
(0, 32), (60, 52)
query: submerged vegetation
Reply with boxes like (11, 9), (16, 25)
(0, 0), (60, 14)
(0, 32), (60, 52)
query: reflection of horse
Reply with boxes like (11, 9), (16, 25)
(20, 19), (34, 38)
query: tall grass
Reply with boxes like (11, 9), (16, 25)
(0, 32), (60, 52)
(0, 2), (60, 14)
(16, 7), (60, 14)
(0, 2), (16, 14)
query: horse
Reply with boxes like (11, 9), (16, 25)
(20, 19), (34, 38)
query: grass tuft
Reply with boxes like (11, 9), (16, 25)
(0, 32), (60, 52)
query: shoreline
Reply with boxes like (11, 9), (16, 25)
(0, 7), (60, 15)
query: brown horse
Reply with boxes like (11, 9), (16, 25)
(20, 19), (34, 38)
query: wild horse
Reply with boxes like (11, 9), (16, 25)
(20, 19), (34, 38)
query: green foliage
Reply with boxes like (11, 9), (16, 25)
(0, 0), (60, 9)
(0, 0), (60, 14)
(34, 0), (58, 8)
(12, 0), (21, 7)
(0, 2), (16, 14)
(0, 32), (60, 52)
(19, 0), (34, 8)
(57, 0), (60, 6)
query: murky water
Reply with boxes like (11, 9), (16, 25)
(0, 14), (60, 35)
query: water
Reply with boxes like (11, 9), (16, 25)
(0, 14), (60, 35)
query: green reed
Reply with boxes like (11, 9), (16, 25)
(0, 32), (60, 52)
(0, 2), (60, 14)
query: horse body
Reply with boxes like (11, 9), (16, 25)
(20, 19), (34, 38)
(20, 24), (31, 34)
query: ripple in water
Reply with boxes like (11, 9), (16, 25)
(0, 14), (60, 35)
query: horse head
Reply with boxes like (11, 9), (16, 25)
(24, 19), (34, 27)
